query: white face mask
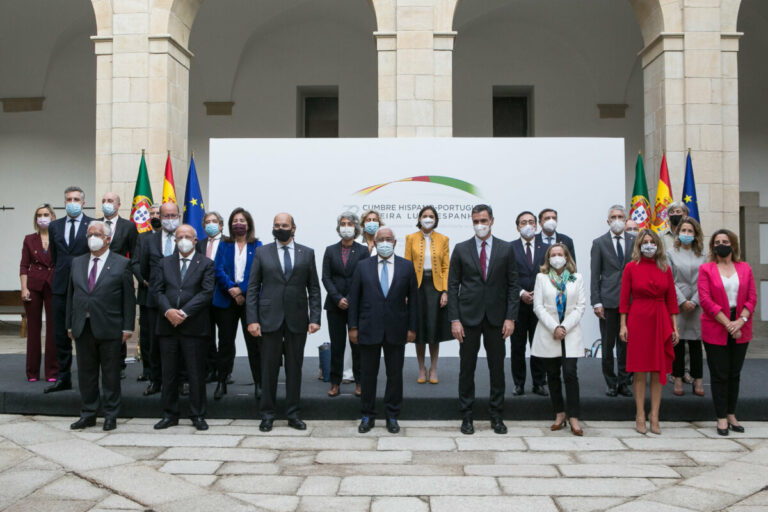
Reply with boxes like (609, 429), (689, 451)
(177, 238), (194, 254)
(549, 255), (566, 270)
(473, 224), (490, 238)
(520, 224), (536, 240)
(543, 219), (557, 233)
(87, 236), (105, 252)
(640, 243), (657, 258)
(420, 218), (435, 230)
(609, 219), (625, 235)
(339, 226), (355, 240)
(162, 218), (179, 233)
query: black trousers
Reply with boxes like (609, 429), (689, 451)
(159, 334), (207, 419)
(459, 316), (506, 417)
(214, 304), (261, 385)
(509, 301), (546, 388)
(53, 293), (73, 383)
(260, 323), (307, 420)
(600, 307), (630, 388)
(75, 321), (122, 420)
(704, 336), (748, 418)
(147, 307), (162, 383)
(673, 339), (703, 379)
(327, 308), (360, 385)
(359, 340), (405, 419)
(206, 309), (217, 376)
(138, 305), (152, 377)
(543, 355), (580, 418)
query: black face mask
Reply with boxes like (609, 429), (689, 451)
(272, 228), (293, 243)
(714, 244), (732, 258)
(669, 214), (683, 227)
(150, 218), (162, 230)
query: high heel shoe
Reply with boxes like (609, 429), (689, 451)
(649, 415), (661, 435)
(428, 367), (438, 385)
(213, 380), (227, 400)
(728, 423), (745, 433)
(693, 381), (705, 397)
(673, 379), (684, 396)
(550, 418), (566, 431)
(635, 416), (647, 434)
(569, 419), (583, 436)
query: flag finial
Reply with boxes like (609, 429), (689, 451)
(141, 148), (145, 155)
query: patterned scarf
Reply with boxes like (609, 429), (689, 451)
(548, 269), (575, 323)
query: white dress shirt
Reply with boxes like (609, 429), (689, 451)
(88, 253), (106, 284)
(612, 232), (626, 258)
(102, 216), (119, 239)
(277, 240), (295, 273)
(542, 232), (557, 245)
(234, 243), (248, 284)
(377, 256), (395, 290)
(205, 234), (222, 261)
(162, 230), (176, 256)
(475, 235), (492, 270)
(66, 213), (84, 245)
(721, 272), (740, 309)
(175, 251), (194, 318)
(423, 232), (432, 270)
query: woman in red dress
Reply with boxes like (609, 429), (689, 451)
(619, 229), (679, 435)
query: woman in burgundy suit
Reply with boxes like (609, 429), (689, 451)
(19, 204), (58, 381)
(619, 229), (679, 435)
(698, 229), (757, 436)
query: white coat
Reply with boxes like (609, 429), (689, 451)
(531, 272), (586, 358)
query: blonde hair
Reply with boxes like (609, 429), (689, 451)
(672, 216), (704, 257)
(631, 228), (668, 271)
(539, 243), (577, 274)
(360, 210), (384, 229)
(33, 204), (56, 232)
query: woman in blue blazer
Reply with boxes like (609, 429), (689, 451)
(212, 208), (262, 400)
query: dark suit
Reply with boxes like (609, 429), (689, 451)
(246, 241), (322, 420)
(152, 251), (214, 419)
(66, 251), (135, 420)
(447, 236), (520, 417)
(132, 230), (164, 381)
(322, 241), (370, 385)
(535, 231), (576, 261)
(509, 237), (547, 389)
(590, 231), (635, 389)
(348, 255), (418, 419)
(199, 234), (221, 379)
(49, 214), (93, 384)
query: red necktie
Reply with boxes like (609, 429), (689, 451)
(206, 239), (214, 259)
(526, 242), (533, 267)
(480, 241), (487, 281)
(88, 258), (99, 291)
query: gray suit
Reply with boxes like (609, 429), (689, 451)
(589, 231), (635, 389)
(246, 241), (322, 420)
(66, 251), (136, 420)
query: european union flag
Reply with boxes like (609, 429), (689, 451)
(682, 151), (700, 222)
(183, 155), (206, 238)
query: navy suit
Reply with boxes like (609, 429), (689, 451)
(348, 255), (419, 419)
(509, 237), (547, 390)
(535, 231), (576, 262)
(49, 214), (93, 384)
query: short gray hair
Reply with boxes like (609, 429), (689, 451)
(666, 201), (689, 216)
(150, 203), (161, 211)
(607, 204), (626, 219)
(336, 211), (362, 238)
(374, 227), (396, 242)
(88, 220), (112, 238)
(64, 186), (85, 202)
(205, 211), (224, 225)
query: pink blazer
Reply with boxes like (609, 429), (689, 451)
(698, 261), (757, 345)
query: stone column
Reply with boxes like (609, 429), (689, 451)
(376, 32), (397, 137)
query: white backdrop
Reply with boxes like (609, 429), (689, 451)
(209, 138), (625, 357)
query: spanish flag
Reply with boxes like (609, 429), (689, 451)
(651, 152), (674, 233)
(162, 151), (177, 204)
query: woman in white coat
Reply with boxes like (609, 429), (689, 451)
(532, 243), (586, 436)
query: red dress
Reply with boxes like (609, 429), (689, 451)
(619, 257), (679, 383)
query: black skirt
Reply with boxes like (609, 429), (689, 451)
(416, 270), (452, 344)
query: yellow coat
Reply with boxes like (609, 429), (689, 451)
(404, 230), (450, 291)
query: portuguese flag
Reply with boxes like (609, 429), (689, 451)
(130, 150), (154, 233)
(628, 152), (651, 229)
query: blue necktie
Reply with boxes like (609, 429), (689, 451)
(283, 246), (292, 278)
(164, 234), (173, 256)
(380, 260), (389, 297)
(180, 258), (189, 281)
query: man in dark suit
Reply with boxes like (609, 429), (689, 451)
(132, 204), (160, 382)
(590, 204), (636, 398)
(46, 186), (93, 393)
(448, 204), (520, 435)
(509, 211), (547, 397)
(67, 221), (135, 431)
(348, 227), (418, 434)
(197, 210), (223, 383)
(536, 208), (576, 260)
(151, 224), (214, 431)
(246, 212), (322, 432)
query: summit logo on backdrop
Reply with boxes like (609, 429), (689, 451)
(355, 175), (482, 198)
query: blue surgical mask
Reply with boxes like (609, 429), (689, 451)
(376, 241), (394, 258)
(65, 202), (82, 217)
(101, 203), (115, 217)
(678, 234), (694, 246)
(364, 221), (379, 235)
(204, 223), (219, 237)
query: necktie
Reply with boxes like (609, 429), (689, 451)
(68, 219), (76, 247)
(88, 258), (99, 291)
(380, 260), (389, 296)
(180, 258), (189, 280)
(206, 239), (214, 259)
(615, 236), (624, 265)
(525, 242), (533, 267)
(480, 241), (487, 281)
(283, 245), (292, 278)
(547, 236), (553, 245)
(164, 233), (173, 256)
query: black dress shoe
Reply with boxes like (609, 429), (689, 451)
(70, 416), (96, 430)
(717, 427), (729, 436)
(532, 385), (549, 396)
(143, 382), (161, 396)
(512, 385), (524, 396)
(386, 418), (400, 434)
(288, 418), (307, 431)
(226, 373), (234, 385)
(617, 384), (633, 397)
(460, 416), (474, 435)
(137, 374), (149, 382)
(103, 418), (117, 431)
(214, 381), (227, 400)
(192, 417), (209, 431)
(259, 418), (273, 432)
(180, 382), (190, 396)
(605, 387), (618, 397)
(45, 380), (72, 394)
(358, 416), (375, 433)
(728, 423), (745, 433)
(205, 370), (218, 383)
(154, 417), (178, 430)
(491, 417), (508, 435)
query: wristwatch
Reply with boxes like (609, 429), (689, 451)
(741, 316), (749, 324)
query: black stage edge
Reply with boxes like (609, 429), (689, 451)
(2, 355), (767, 421)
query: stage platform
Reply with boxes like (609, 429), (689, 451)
(1, 355), (767, 421)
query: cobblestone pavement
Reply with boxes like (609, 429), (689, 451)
(1, 415), (767, 511)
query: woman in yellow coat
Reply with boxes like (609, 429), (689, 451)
(404, 206), (452, 384)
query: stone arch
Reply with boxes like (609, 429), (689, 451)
(90, 0), (112, 36)
(721, 0), (742, 33)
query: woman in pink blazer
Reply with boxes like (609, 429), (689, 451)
(698, 229), (757, 436)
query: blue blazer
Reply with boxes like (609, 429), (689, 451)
(348, 255), (419, 345)
(49, 214), (93, 296)
(510, 237), (547, 293)
(213, 239), (262, 309)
